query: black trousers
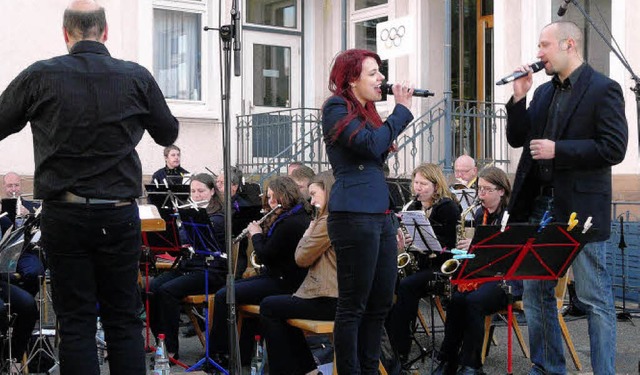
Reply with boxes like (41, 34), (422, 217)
(41, 201), (145, 375)
(148, 268), (225, 355)
(209, 274), (298, 364)
(0, 281), (38, 361)
(439, 282), (510, 369)
(260, 295), (337, 374)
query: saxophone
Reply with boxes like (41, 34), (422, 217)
(441, 197), (481, 275)
(397, 195), (420, 276)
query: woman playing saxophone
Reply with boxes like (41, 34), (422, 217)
(386, 163), (461, 367)
(432, 166), (523, 375)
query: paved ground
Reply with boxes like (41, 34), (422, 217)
(27, 293), (639, 374)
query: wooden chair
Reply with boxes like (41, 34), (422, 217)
(481, 274), (582, 371)
(286, 318), (388, 375)
(481, 299), (529, 363)
(182, 294), (215, 348)
(237, 304), (261, 334)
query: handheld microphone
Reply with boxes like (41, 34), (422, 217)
(557, 0), (572, 16)
(495, 61), (545, 86)
(380, 83), (435, 97)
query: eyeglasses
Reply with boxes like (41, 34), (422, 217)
(478, 186), (499, 193)
(454, 168), (473, 174)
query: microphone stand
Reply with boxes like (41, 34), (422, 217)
(616, 215), (634, 324)
(564, 0), (640, 151)
(205, 0), (242, 372)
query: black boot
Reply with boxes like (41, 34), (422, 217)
(432, 361), (457, 375)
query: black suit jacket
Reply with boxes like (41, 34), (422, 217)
(506, 64), (628, 241)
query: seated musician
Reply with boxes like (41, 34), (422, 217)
(3, 172), (41, 216)
(289, 165), (315, 201)
(386, 163), (461, 366)
(432, 166), (523, 375)
(0, 220), (41, 368)
(151, 145), (189, 186)
(148, 173), (227, 360)
(259, 171), (336, 375)
(452, 155), (478, 190)
(209, 176), (311, 366)
(215, 166), (262, 278)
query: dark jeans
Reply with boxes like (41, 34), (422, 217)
(41, 201), (145, 375)
(439, 282), (510, 369)
(149, 268), (226, 355)
(209, 274), (298, 363)
(0, 281), (38, 361)
(386, 266), (438, 357)
(260, 295), (337, 374)
(327, 212), (397, 375)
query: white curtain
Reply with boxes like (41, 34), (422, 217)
(153, 9), (201, 101)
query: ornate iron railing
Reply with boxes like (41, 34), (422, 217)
(236, 99), (511, 184)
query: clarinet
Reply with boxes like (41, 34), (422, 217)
(232, 204), (282, 244)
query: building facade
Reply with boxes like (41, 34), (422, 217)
(0, 0), (638, 201)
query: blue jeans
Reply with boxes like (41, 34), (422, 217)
(524, 241), (616, 375)
(41, 201), (145, 375)
(328, 212), (397, 375)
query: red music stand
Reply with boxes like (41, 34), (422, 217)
(452, 223), (595, 374)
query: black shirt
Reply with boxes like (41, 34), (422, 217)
(0, 40), (179, 200)
(537, 63), (586, 184)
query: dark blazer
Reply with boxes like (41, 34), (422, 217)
(252, 206), (311, 288)
(322, 96), (414, 213)
(506, 64), (628, 241)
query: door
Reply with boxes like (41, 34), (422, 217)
(242, 31), (301, 161)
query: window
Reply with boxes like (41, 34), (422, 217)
(354, 0), (387, 11)
(351, 1), (390, 96)
(553, 0), (611, 75)
(354, 17), (389, 79)
(246, 0), (297, 29)
(153, 5), (203, 101)
(252, 44), (291, 107)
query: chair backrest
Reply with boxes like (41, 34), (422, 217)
(554, 273), (570, 309)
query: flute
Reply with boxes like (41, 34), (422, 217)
(232, 204), (282, 244)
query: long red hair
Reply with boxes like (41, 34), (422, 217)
(325, 49), (383, 145)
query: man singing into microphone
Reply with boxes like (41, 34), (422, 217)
(506, 21), (627, 375)
(0, 1), (179, 374)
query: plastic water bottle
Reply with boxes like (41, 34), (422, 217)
(96, 317), (106, 365)
(153, 334), (170, 375)
(250, 334), (264, 375)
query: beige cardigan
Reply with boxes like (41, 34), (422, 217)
(293, 214), (338, 299)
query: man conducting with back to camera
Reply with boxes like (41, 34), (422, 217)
(0, 1), (179, 374)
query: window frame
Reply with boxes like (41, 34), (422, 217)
(152, 0), (209, 107)
(244, 0), (302, 33)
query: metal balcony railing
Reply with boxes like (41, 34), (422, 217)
(236, 99), (511, 184)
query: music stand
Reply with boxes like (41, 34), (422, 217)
(451, 188), (477, 222)
(178, 208), (228, 375)
(0, 199), (17, 225)
(145, 184), (190, 209)
(452, 223), (595, 374)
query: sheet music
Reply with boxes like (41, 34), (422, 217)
(138, 204), (161, 220)
(452, 188), (477, 221)
(400, 210), (443, 253)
